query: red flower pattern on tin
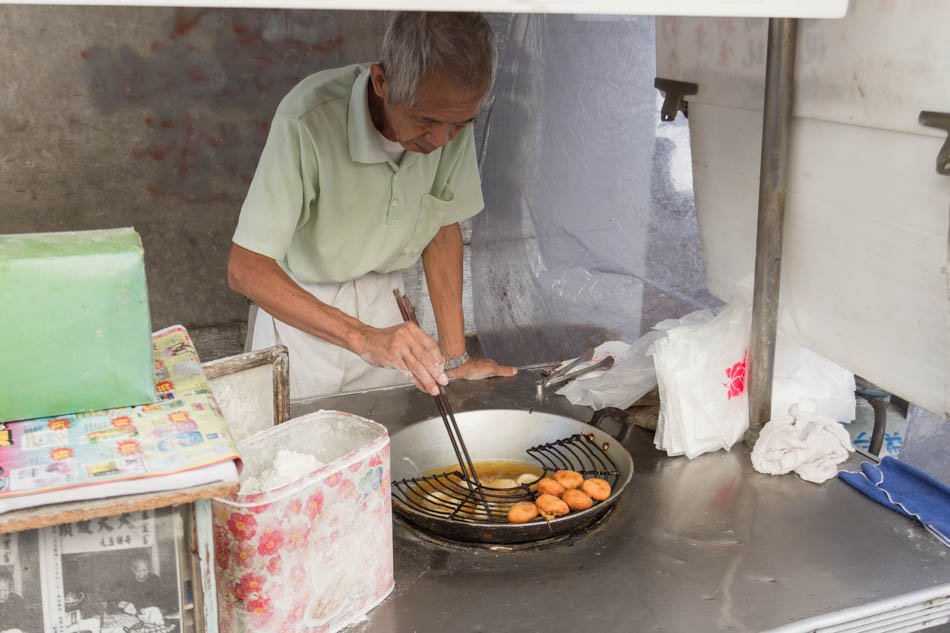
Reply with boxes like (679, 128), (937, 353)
(227, 512), (257, 541)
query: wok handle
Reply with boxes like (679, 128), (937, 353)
(589, 407), (635, 444)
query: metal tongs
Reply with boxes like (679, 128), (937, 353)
(536, 348), (615, 396)
(393, 290), (485, 495)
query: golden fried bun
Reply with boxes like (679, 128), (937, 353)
(535, 493), (570, 520)
(581, 477), (611, 501)
(537, 477), (566, 497)
(516, 473), (538, 486)
(507, 501), (540, 523)
(554, 470), (584, 490)
(562, 488), (593, 511)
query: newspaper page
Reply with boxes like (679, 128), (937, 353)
(0, 326), (239, 514)
(0, 507), (192, 633)
(0, 529), (43, 633)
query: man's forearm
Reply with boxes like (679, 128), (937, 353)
(422, 223), (466, 358)
(227, 243), (368, 354)
(229, 243), (448, 394)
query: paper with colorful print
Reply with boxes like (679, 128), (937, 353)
(0, 325), (239, 507)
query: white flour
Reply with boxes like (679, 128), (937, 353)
(240, 449), (323, 494)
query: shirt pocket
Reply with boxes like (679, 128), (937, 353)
(402, 192), (454, 258)
(422, 189), (454, 209)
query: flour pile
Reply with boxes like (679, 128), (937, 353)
(240, 449), (324, 494)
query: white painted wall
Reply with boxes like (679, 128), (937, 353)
(657, 0), (950, 415)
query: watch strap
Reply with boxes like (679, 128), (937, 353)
(443, 351), (470, 371)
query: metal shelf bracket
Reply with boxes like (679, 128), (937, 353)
(654, 78), (698, 121)
(919, 110), (950, 175)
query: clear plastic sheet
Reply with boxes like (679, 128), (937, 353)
(472, 14), (719, 366)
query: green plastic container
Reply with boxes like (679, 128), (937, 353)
(0, 228), (156, 422)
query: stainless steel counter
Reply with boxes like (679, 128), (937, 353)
(293, 370), (950, 633)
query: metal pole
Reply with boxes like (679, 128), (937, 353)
(744, 18), (798, 448)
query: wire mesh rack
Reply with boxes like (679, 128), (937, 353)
(391, 433), (622, 525)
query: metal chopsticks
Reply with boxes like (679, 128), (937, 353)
(392, 290), (483, 491)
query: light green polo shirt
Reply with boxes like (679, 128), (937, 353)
(233, 63), (485, 284)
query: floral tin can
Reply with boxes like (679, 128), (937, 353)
(212, 410), (393, 633)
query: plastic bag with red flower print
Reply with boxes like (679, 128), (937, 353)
(652, 293), (753, 459)
(652, 275), (855, 459)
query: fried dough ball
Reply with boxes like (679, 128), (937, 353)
(424, 490), (454, 508)
(554, 470), (584, 490)
(581, 477), (612, 501)
(491, 478), (518, 489)
(562, 488), (593, 511)
(537, 477), (566, 497)
(535, 493), (570, 520)
(517, 473), (539, 486)
(507, 501), (539, 524)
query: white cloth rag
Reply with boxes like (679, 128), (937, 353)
(751, 400), (854, 484)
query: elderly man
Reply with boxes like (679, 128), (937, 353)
(113, 557), (173, 618)
(228, 11), (515, 399)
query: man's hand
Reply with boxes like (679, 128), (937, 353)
(359, 323), (448, 395)
(447, 357), (517, 381)
(120, 601), (137, 616)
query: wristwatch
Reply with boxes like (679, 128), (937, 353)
(443, 351), (470, 371)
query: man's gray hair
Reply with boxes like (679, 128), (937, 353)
(381, 12), (497, 107)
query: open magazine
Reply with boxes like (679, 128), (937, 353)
(0, 507), (192, 633)
(0, 326), (239, 514)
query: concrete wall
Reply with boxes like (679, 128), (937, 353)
(0, 7), (389, 351)
(2, 8), (705, 370)
(0, 6), (511, 359)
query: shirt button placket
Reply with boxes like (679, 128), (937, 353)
(388, 172), (402, 222)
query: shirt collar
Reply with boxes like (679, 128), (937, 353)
(348, 67), (392, 165)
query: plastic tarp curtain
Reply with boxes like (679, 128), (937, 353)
(472, 14), (718, 366)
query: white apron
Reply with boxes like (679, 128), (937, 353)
(250, 270), (412, 400)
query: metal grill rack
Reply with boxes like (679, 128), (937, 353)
(392, 434), (622, 525)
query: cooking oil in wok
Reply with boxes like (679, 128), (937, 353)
(413, 460), (544, 520)
(424, 459), (544, 488)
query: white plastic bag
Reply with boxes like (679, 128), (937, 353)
(653, 298), (751, 458)
(652, 275), (856, 459)
(555, 310), (715, 410)
(772, 326), (856, 424)
(554, 337), (656, 410)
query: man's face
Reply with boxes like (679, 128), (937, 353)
(132, 560), (149, 582)
(0, 578), (10, 601)
(371, 66), (484, 155)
